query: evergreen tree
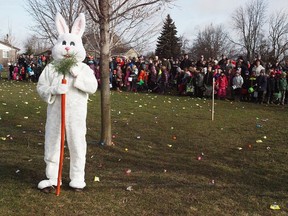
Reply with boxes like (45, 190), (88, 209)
(155, 14), (181, 59)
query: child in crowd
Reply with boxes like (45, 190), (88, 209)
(115, 65), (123, 92)
(0, 63), (3, 79)
(279, 72), (287, 105)
(175, 67), (185, 95)
(256, 69), (267, 104)
(203, 65), (214, 97)
(232, 71), (243, 101)
(13, 65), (19, 80)
(27, 64), (35, 82)
(130, 65), (138, 92)
(248, 71), (257, 102)
(20, 66), (26, 81)
(267, 71), (279, 104)
(194, 69), (205, 98)
(124, 66), (132, 91)
(136, 66), (147, 92)
(147, 64), (158, 92)
(215, 71), (228, 100)
(241, 71), (250, 101)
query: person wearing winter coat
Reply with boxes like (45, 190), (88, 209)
(241, 71), (250, 101)
(13, 65), (19, 80)
(159, 65), (170, 94)
(130, 65), (138, 92)
(232, 71), (244, 101)
(124, 66), (132, 91)
(136, 68), (148, 92)
(215, 71), (228, 99)
(255, 69), (267, 104)
(248, 71), (257, 102)
(175, 67), (186, 95)
(194, 69), (205, 98)
(278, 72), (287, 105)
(203, 65), (214, 97)
(267, 71), (279, 104)
(180, 54), (192, 70)
(0, 63), (3, 79)
(252, 59), (265, 77)
(115, 65), (123, 92)
(147, 65), (158, 92)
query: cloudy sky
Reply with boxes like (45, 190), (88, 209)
(0, 0), (288, 52)
(166, 0), (288, 41)
(0, 0), (32, 49)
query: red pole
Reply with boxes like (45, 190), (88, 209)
(56, 78), (67, 196)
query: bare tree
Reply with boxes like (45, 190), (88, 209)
(231, 0), (267, 62)
(82, 0), (172, 55)
(24, 35), (50, 55)
(25, 0), (168, 55)
(268, 9), (288, 64)
(190, 24), (230, 60)
(81, 0), (174, 146)
(25, 0), (84, 44)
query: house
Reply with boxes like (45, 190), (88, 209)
(122, 48), (139, 59)
(0, 41), (20, 66)
(83, 33), (140, 59)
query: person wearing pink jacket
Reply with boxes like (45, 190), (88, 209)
(216, 71), (228, 99)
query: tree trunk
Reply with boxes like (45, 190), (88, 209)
(99, 0), (112, 146)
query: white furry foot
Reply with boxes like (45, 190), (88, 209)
(38, 179), (59, 189)
(69, 180), (86, 189)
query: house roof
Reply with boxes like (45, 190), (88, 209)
(0, 40), (20, 51)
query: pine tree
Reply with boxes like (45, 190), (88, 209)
(155, 14), (181, 59)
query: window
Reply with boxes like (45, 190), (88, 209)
(3, 50), (9, 58)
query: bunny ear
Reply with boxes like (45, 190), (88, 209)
(55, 12), (69, 35)
(71, 13), (86, 37)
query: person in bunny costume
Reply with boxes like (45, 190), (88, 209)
(37, 12), (98, 191)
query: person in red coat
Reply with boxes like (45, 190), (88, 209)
(215, 71), (228, 99)
(136, 68), (148, 92)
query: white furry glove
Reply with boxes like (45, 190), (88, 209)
(70, 65), (80, 78)
(51, 83), (68, 95)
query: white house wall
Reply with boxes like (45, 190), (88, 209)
(0, 43), (12, 51)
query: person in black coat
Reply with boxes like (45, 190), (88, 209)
(180, 54), (192, 70)
(267, 71), (279, 104)
(203, 65), (214, 97)
(9, 63), (14, 80)
(256, 69), (267, 104)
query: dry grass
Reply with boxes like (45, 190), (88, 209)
(1, 79), (288, 216)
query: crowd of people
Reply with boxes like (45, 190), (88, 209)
(6, 54), (49, 82)
(89, 54), (288, 105)
(5, 53), (288, 105)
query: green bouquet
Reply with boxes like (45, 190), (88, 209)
(52, 55), (77, 76)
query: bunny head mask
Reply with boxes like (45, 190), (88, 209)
(52, 13), (86, 63)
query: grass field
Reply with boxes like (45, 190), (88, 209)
(1, 78), (288, 216)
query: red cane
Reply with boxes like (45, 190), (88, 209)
(56, 78), (67, 196)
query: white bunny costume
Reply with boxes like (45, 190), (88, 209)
(37, 13), (97, 190)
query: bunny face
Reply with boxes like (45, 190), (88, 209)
(52, 13), (86, 63)
(52, 33), (86, 62)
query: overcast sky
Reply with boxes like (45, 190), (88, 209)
(0, 0), (288, 52)
(166, 0), (288, 40)
(0, 0), (32, 49)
